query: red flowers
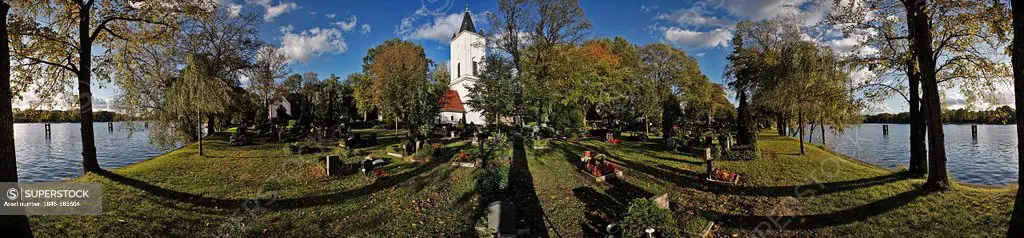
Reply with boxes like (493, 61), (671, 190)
(713, 169), (736, 182)
(373, 169), (390, 178)
(608, 138), (622, 144)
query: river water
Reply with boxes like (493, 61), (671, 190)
(802, 123), (1018, 186)
(12, 122), (169, 182)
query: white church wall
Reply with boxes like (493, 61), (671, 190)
(448, 29), (487, 125)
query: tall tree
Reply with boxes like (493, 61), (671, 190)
(9, 0), (203, 171)
(108, 7), (260, 149)
(1008, 0), (1024, 235)
(904, 0), (949, 189)
(638, 43), (703, 141)
(166, 54), (232, 156)
(0, 0), (33, 235)
(488, 0), (590, 125)
(363, 39), (437, 144)
(466, 55), (520, 125)
(245, 46), (290, 123)
(549, 40), (622, 131)
(725, 34), (758, 147)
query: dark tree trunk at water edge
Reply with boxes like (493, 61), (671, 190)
(908, 60), (928, 177)
(904, 0), (949, 190)
(798, 110), (804, 155)
(78, 4), (99, 172)
(0, 1), (35, 235)
(1007, 0), (1024, 235)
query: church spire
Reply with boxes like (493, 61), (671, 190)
(458, 6), (476, 35)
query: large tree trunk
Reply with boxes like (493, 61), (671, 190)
(908, 61), (928, 177)
(798, 110), (805, 155)
(78, 4), (100, 172)
(905, 0), (949, 190)
(820, 116), (825, 147)
(776, 113), (786, 136)
(0, 2), (34, 236)
(1007, 0), (1024, 235)
(197, 111), (204, 156)
(206, 114), (215, 135)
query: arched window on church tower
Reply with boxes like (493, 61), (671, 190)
(472, 61), (478, 76)
(457, 63), (461, 77)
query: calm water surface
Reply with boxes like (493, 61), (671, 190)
(803, 124), (1018, 186)
(13, 122), (169, 182)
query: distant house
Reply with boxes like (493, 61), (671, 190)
(268, 98), (292, 120)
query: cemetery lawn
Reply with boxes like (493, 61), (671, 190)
(28, 129), (486, 237)
(27, 130), (1016, 237)
(526, 131), (1017, 237)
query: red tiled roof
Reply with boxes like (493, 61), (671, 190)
(439, 90), (466, 113)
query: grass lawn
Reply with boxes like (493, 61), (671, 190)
(525, 131), (1016, 237)
(27, 130), (1017, 237)
(30, 129), (486, 237)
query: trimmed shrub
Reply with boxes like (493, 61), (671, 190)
(622, 199), (679, 237)
(718, 144), (761, 161)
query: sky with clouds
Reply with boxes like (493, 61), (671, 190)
(13, 0), (1008, 114)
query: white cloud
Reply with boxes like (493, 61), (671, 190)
(360, 24), (372, 35)
(397, 8), (488, 44)
(661, 27), (733, 48)
(213, 0), (243, 17)
(656, 9), (733, 29)
(724, 0), (811, 20)
(325, 13), (336, 19)
(334, 15), (358, 32)
(279, 26), (347, 64)
(247, 0), (298, 22)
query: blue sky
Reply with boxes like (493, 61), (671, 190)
(16, 0), (933, 113)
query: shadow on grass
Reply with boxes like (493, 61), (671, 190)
(706, 188), (934, 230)
(509, 139), (554, 237)
(93, 170), (243, 210)
(560, 140), (912, 198)
(571, 177), (653, 237)
(96, 143), (469, 213)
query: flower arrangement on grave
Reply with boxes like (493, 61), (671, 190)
(586, 157), (618, 177)
(608, 138), (622, 144)
(372, 169), (390, 178)
(454, 150), (473, 162)
(712, 169), (736, 182)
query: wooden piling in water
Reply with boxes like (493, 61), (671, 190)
(883, 124), (889, 135)
(971, 124), (978, 138)
(44, 123), (51, 138)
(108, 122), (113, 131)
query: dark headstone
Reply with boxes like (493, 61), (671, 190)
(325, 155), (342, 176)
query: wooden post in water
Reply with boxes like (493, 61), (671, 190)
(44, 123), (51, 139)
(107, 122), (113, 132)
(883, 124), (889, 135)
(971, 124), (978, 138)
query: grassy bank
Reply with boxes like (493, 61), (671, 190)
(27, 130), (1016, 237)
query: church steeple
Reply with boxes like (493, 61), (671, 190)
(458, 8), (476, 35)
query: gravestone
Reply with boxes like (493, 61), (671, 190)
(704, 148), (713, 179)
(487, 201), (517, 236)
(325, 155), (343, 176)
(650, 193), (670, 210)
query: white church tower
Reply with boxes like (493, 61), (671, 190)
(439, 7), (487, 125)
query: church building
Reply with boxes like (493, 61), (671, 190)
(439, 7), (487, 125)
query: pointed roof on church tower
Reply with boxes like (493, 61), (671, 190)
(458, 8), (476, 34)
